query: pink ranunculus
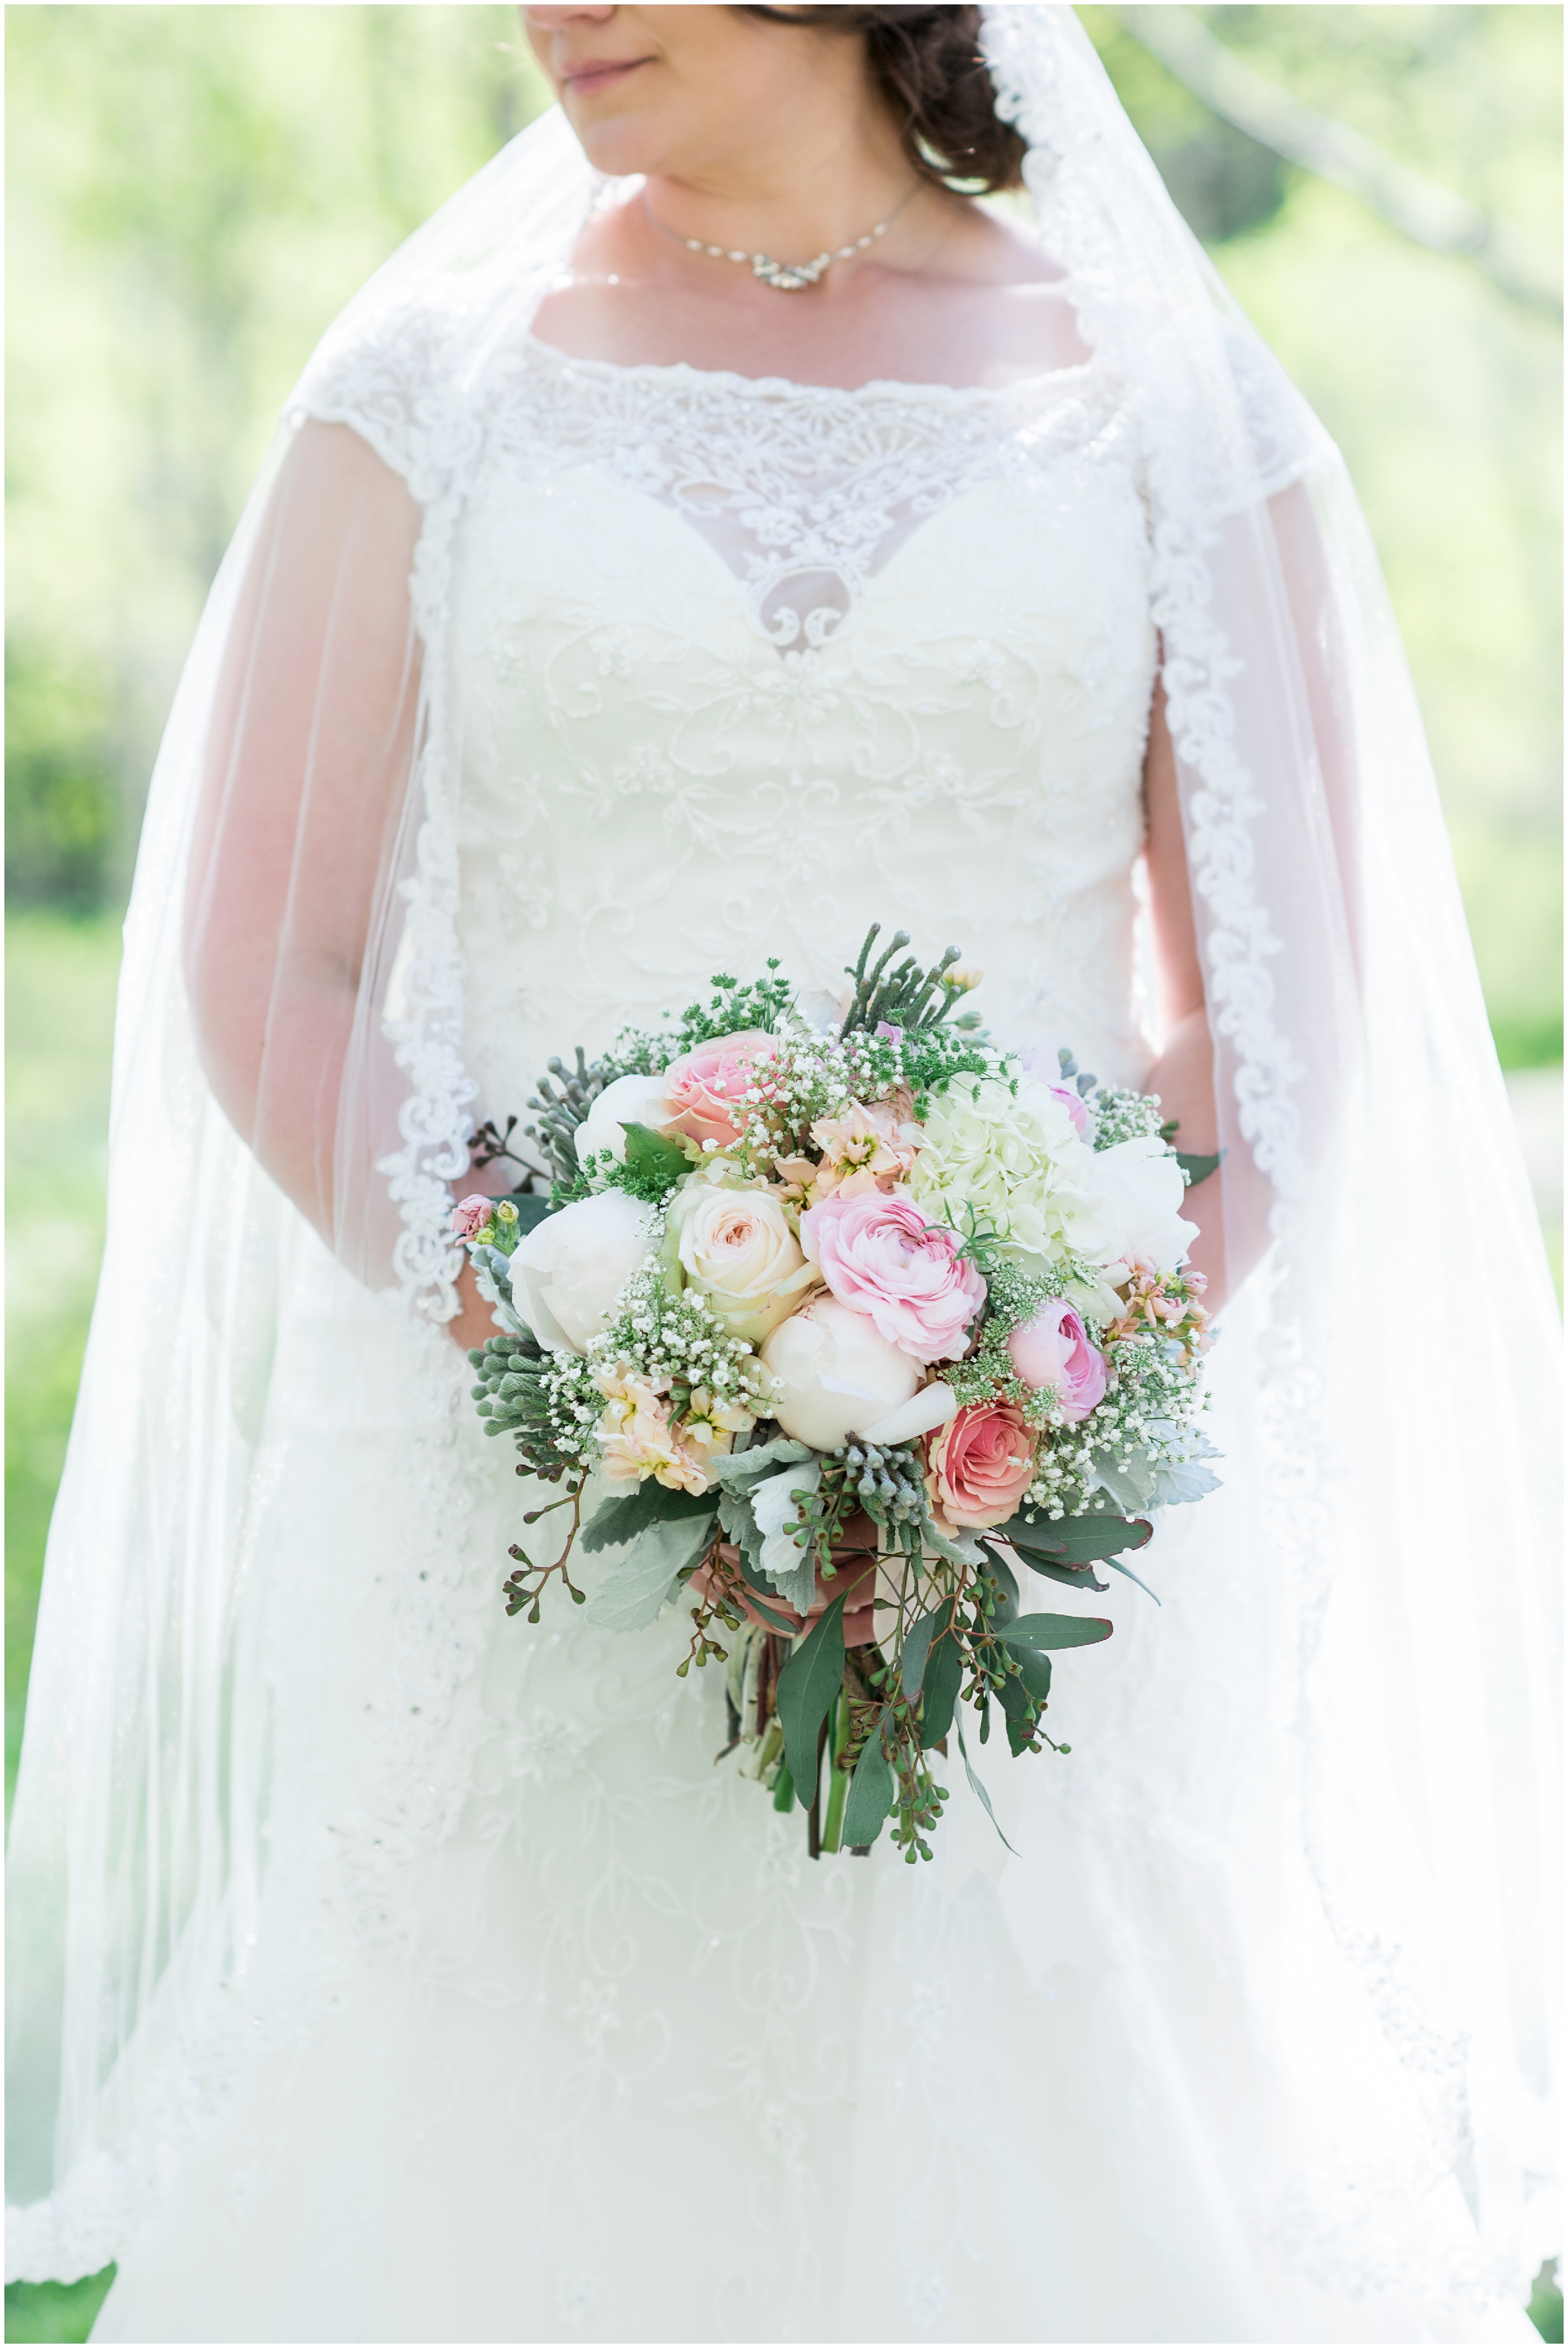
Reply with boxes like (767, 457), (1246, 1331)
(800, 1187), (985, 1365)
(451, 1194), (495, 1240)
(926, 1400), (1037, 1531)
(1006, 1297), (1108, 1421)
(661, 1030), (775, 1150)
(1015, 1048), (1094, 1139)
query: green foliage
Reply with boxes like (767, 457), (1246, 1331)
(6, 912), (121, 1812)
(608, 1123), (692, 1204)
(838, 923), (984, 1039)
(1079, 4), (1563, 1071)
(4, 647), (120, 910)
(1529, 2257), (1563, 2344)
(4, 2268), (116, 2343)
(841, 1723), (896, 1846)
(775, 1591), (847, 1806)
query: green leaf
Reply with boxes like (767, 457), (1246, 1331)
(1015, 1553), (1109, 1593)
(999, 1512), (1153, 1564)
(506, 1190), (556, 1233)
(899, 1609), (941, 1703)
(842, 1718), (896, 1847)
(997, 1612), (1114, 1651)
(956, 1717), (1018, 1856)
(775, 1593), (847, 1810)
(620, 1121), (692, 1189)
(734, 1549), (800, 1635)
(919, 1620), (963, 1748)
(580, 1482), (718, 1553)
(583, 1517), (714, 1634)
(707, 1437), (815, 1486)
(1103, 1553), (1162, 1605)
(983, 1546), (1020, 1627)
(1175, 1148), (1223, 1188)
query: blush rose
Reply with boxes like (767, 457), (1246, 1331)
(1006, 1297), (1108, 1421)
(926, 1400), (1037, 1531)
(661, 1030), (775, 1150)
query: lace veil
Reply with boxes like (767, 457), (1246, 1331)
(8, 5), (1558, 2305)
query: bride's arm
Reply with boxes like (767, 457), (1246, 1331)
(1142, 676), (1236, 1307)
(184, 420), (423, 1259)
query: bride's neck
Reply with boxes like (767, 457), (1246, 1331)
(640, 113), (922, 267)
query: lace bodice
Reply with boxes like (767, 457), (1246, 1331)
(448, 336), (1158, 1121)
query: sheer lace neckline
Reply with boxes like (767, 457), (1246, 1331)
(519, 328), (1103, 411)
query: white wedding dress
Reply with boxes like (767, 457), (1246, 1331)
(88, 338), (1542, 2345)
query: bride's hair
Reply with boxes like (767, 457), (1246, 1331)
(739, 4), (1027, 193)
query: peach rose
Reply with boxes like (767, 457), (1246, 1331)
(661, 1031), (775, 1150)
(925, 1400), (1037, 1531)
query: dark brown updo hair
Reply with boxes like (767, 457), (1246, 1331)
(739, 5), (1027, 194)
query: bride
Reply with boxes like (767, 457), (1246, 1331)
(7, 7), (1558, 2341)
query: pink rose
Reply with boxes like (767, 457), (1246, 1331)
(1007, 1297), (1108, 1421)
(1015, 1049), (1094, 1139)
(451, 1194), (495, 1240)
(662, 1030), (775, 1150)
(926, 1401), (1036, 1530)
(800, 1187), (985, 1365)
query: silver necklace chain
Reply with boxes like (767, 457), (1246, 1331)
(642, 184), (919, 292)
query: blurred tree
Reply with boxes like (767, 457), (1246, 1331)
(1084, 4), (1563, 1064)
(5, 5), (546, 905)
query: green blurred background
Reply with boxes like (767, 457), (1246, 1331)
(5, 8), (1562, 2340)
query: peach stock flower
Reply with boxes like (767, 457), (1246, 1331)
(595, 1365), (713, 1495)
(808, 1100), (921, 1202)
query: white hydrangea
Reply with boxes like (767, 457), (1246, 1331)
(907, 1073), (1103, 1265)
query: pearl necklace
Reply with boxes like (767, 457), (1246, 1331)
(642, 184), (919, 292)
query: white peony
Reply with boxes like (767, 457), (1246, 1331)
(908, 1072), (1104, 1265)
(760, 1294), (919, 1451)
(1080, 1134), (1199, 1275)
(573, 1071), (676, 1167)
(510, 1190), (655, 1354)
(666, 1176), (820, 1347)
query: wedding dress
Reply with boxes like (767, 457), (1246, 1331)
(9, 13), (1557, 2343)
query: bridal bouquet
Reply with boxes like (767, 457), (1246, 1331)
(455, 926), (1217, 1859)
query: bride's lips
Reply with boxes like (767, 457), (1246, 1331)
(560, 55), (655, 99)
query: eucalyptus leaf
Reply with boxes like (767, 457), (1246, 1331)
(1000, 1512), (1153, 1564)
(899, 1609), (940, 1703)
(956, 1716), (1018, 1856)
(997, 1612), (1114, 1651)
(1015, 1552), (1110, 1593)
(978, 1544), (1020, 1627)
(583, 1516), (715, 1633)
(1103, 1553), (1162, 1605)
(842, 1721), (896, 1847)
(919, 1623), (962, 1748)
(732, 1552), (799, 1635)
(775, 1593), (847, 1809)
